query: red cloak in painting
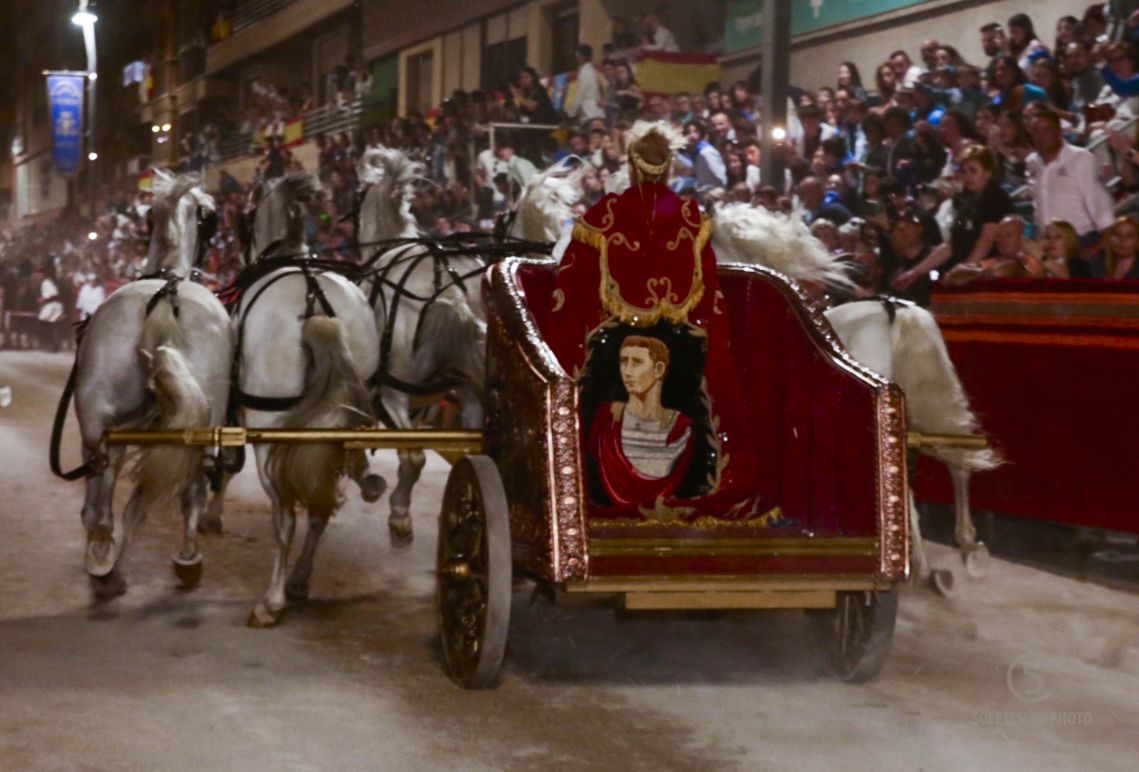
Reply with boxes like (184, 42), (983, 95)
(547, 182), (764, 521)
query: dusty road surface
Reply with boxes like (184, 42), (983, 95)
(2, 350), (1137, 771)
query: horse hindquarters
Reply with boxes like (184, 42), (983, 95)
(265, 315), (373, 512)
(251, 315), (372, 626)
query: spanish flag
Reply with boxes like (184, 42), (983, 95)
(632, 52), (721, 96)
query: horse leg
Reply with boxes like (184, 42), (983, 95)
(381, 387), (421, 546)
(347, 450), (387, 503)
(453, 383), (485, 430)
(911, 489), (956, 596)
(248, 496), (295, 627)
(173, 474), (207, 588)
(949, 463), (990, 578)
(200, 470), (231, 534)
(285, 508), (331, 601)
(82, 445), (123, 578)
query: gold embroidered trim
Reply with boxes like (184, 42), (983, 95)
(600, 197), (618, 231)
(571, 214), (708, 327)
(591, 506), (786, 529)
(681, 202), (704, 231)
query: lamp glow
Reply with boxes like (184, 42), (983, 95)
(161, 123), (172, 132)
(71, 10), (97, 26)
(771, 126), (787, 141)
(88, 151), (98, 160)
(87, 231), (98, 241)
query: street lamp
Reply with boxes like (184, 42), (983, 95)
(72, 1), (98, 222)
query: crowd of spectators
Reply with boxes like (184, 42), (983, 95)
(8, 5), (1139, 351)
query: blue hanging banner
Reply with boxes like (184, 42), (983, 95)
(46, 72), (86, 178)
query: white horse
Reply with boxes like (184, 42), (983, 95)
(355, 149), (580, 544)
(711, 203), (1000, 587)
(235, 172), (383, 626)
(71, 170), (231, 592)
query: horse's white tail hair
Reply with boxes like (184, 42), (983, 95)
(411, 292), (487, 392)
(890, 306), (1001, 472)
(132, 301), (211, 507)
(266, 316), (373, 512)
(711, 203), (854, 290)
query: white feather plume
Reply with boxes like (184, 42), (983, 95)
(605, 167), (631, 195)
(511, 158), (583, 243)
(711, 203), (854, 289)
(626, 120), (686, 152)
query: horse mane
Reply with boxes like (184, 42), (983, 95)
(512, 159), (582, 242)
(358, 146), (422, 238)
(147, 170), (208, 272)
(280, 170), (324, 203)
(151, 170), (203, 211)
(711, 203), (854, 289)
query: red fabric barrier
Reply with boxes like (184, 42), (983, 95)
(917, 279), (1139, 533)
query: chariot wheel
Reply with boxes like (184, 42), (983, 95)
(808, 588), (899, 683)
(436, 455), (511, 689)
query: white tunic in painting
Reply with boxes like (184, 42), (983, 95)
(620, 408), (691, 478)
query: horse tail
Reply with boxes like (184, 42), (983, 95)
(133, 300), (211, 507)
(890, 306), (1001, 472)
(412, 292), (486, 393)
(266, 316), (373, 512)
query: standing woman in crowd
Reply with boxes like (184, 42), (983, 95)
(991, 109), (1034, 189)
(510, 66), (560, 125)
(610, 61), (644, 122)
(937, 109), (978, 176)
(837, 61), (868, 102)
(873, 63), (897, 111)
(1094, 215), (1139, 279)
(1007, 13), (1050, 70)
(1054, 15), (1081, 53)
(892, 144), (1014, 289)
(728, 80), (757, 122)
(1028, 58), (1073, 112)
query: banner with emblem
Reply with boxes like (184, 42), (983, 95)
(45, 72), (86, 178)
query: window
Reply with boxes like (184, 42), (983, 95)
(552, 5), (580, 76)
(482, 36), (527, 94)
(406, 50), (434, 116)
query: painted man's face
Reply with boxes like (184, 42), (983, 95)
(620, 345), (665, 398)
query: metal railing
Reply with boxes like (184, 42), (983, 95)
(233, 0), (298, 32)
(302, 97), (364, 139)
(212, 97), (366, 162)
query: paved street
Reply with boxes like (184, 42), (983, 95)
(2, 351), (1137, 771)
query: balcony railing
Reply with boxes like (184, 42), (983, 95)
(233, 0), (299, 32)
(213, 97), (365, 162)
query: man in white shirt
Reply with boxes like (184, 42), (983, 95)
(566, 45), (605, 121)
(889, 50), (924, 87)
(1025, 104), (1115, 238)
(642, 14), (679, 53)
(34, 268), (63, 352)
(75, 272), (106, 321)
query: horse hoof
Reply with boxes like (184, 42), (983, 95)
(285, 578), (310, 602)
(246, 604), (280, 628)
(928, 567), (956, 597)
(85, 537), (117, 578)
(359, 473), (387, 503)
(89, 570), (127, 599)
(389, 518), (414, 547)
(172, 555), (203, 588)
(198, 517), (223, 535)
(962, 543), (991, 579)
